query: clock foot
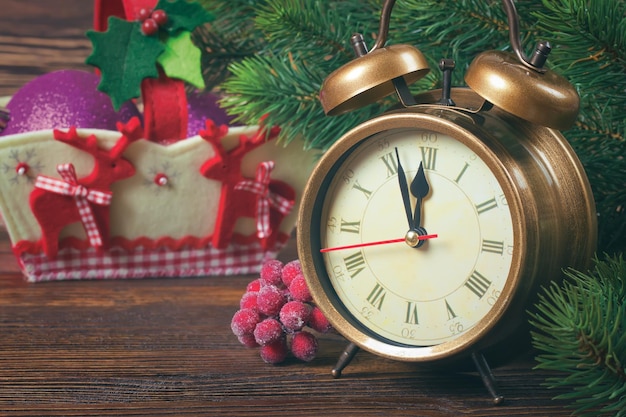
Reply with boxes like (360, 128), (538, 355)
(331, 342), (360, 379)
(471, 351), (504, 405)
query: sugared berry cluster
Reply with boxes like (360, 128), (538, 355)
(231, 259), (332, 364)
(138, 8), (168, 36)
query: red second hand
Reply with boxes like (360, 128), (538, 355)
(320, 234), (438, 253)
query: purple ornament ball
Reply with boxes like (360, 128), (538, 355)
(1, 70), (141, 136)
(186, 90), (237, 136)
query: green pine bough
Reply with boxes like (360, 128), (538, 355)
(530, 255), (626, 416)
(196, 1), (625, 411)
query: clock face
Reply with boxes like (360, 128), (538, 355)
(316, 127), (515, 348)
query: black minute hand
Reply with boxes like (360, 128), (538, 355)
(410, 161), (430, 232)
(395, 148), (413, 229)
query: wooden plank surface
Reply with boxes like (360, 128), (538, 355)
(0, 1), (577, 415)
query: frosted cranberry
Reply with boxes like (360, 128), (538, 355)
(230, 308), (260, 337)
(260, 259), (284, 288)
(260, 339), (288, 364)
(253, 318), (284, 346)
(257, 285), (286, 316)
(281, 260), (302, 287)
(291, 331), (318, 362)
(308, 306), (331, 333)
(279, 301), (311, 332)
(288, 274), (312, 302)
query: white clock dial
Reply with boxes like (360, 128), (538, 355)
(319, 128), (515, 346)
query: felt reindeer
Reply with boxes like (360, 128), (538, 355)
(199, 120), (295, 250)
(30, 117), (143, 258)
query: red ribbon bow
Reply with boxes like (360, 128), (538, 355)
(235, 161), (294, 239)
(34, 163), (113, 248)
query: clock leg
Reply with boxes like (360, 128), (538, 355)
(331, 342), (360, 379)
(471, 351), (504, 405)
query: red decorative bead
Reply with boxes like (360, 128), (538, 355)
(153, 172), (169, 186)
(141, 18), (159, 36)
(137, 8), (152, 21)
(151, 9), (168, 26)
(15, 162), (29, 176)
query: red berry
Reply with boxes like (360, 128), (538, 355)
(279, 300), (311, 332)
(260, 339), (288, 364)
(257, 285), (287, 316)
(239, 291), (258, 311)
(246, 278), (262, 293)
(230, 308), (260, 337)
(253, 318), (284, 346)
(281, 260), (302, 287)
(151, 9), (168, 26)
(289, 274), (312, 302)
(141, 18), (159, 36)
(137, 7), (152, 21)
(260, 259), (284, 288)
(291, 331), (318, 362)
(237, 333), (259, 348)
(308, 306), (331, 333)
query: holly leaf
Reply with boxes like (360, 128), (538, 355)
(157, 30), (205, 90)
(86, 17), (165, 110)
(155, 0), (214, 34)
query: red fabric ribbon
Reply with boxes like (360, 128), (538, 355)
(235, 161), (294, 239)
(34, 163), (113, 248)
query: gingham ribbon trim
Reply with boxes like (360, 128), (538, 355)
(235, 161), (294, 239)
(34, 163), (113, 248)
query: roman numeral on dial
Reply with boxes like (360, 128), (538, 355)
(465, 270), (492, 298)
(475, 197), (497, 214)
(380, 151), (399, 177)
(352, 180), (372, 200)
(366, 283), (386, 310)
(340, 219), (360, 234)
(343, 251), (366, 278)
(420, 146), (438, 170)
(481, 239), (505, 254)
(405, 301), (419, 324)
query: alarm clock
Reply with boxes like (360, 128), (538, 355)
(296, 0), (596, 403)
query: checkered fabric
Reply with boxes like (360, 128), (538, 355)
(19, 240), (286, 282)
(34, 163), (112, 248)
(234, 161), (294, 238)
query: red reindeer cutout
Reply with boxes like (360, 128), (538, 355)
(30, 117), (143, 258)
(199, 120), (295, 250)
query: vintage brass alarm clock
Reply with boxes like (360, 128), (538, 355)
(296, 0), (597, 402)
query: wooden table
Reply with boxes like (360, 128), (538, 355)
(0, 1), (576, 415)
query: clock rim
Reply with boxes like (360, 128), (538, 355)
(297, 109), (529, 362)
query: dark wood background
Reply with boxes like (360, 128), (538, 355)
(0, 1), (577, 415)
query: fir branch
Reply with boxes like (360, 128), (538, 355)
(219, 53), (383, 150)
(529, 255), (626, 416)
